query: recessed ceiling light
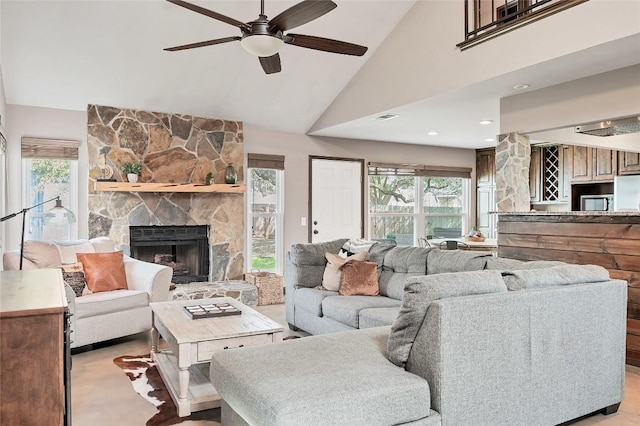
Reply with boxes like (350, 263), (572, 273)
(513, 84), (530, 90)
(374, 113), (399, 121)
(427, 131), (439, 136)
(478, 120), (493, 125)
(484, 138), (494, 142)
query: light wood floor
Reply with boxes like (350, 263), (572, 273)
(71, 303), (640, 426)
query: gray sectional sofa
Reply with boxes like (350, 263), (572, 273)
(209, 239), (627, 425)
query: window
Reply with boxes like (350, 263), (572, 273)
(21, 138), (79, 241)
(368, 163), (471, 246)
(246, 154), (284, 274)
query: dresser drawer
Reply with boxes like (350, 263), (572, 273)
(197, 334), (271, 362)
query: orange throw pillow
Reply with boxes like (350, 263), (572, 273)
(77, 251), (128, 293)
(339, 260), (380, 296)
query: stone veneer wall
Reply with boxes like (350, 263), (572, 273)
(495, 132), (531, 212)
(86, 105), (244, 280)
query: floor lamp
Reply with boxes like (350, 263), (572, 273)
(0, 196), (75, 270)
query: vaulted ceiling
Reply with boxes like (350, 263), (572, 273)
(2, 1), (639, 150)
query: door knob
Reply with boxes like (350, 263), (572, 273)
(313, 221), (318, 225)
(313, 230), (319, 234)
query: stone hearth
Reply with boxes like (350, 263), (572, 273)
(86, 105), (244, 280)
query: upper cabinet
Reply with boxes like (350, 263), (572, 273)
(619, 151), (640, 175)
(529, 147), (541, 202)
(530, 145), (570, 203)
(571, 147), (618, 182)
(476, 149), (495, 186)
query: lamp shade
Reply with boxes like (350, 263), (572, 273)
(44, 198), (76, 225)
(240, 34), (284, 57)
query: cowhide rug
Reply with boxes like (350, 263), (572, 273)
(113, 354), (220, 426)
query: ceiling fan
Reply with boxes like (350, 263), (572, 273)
(164, 0), (368, 74)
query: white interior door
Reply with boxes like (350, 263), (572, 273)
(310, 158), (362, 243)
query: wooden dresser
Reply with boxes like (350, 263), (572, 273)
(0, 269), (71, 425)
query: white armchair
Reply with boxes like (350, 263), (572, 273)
(2, 238), (173, 348)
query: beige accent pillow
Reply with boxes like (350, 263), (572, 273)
(339, 260), (379, 296)
(322, 251), (368, 291)
(56, 241), (95, 264)
(77, 251), (128, 293)
(22, 240), (61, 268)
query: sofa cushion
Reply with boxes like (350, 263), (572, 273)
(359, 307), (400, 329)
(56, 240), (96, 264)
(209, 327), (433, 426)
(74, 289), (149, 319)
(78, 251), (128, 293)
(90, 236), (116, 253)
(367, 242), (397, 277)
(294, 287), (336, 316)
(426, 249), (491, 275)
(322, 295), (400, 328)
(379, 246), (431, 299)
(339, 260), (379, 296)
(22, 240), (61, 268)
(502, 264), (610, 291)
(322, 251), (368, 291)
(290, 239), (348, 266)
(388, 270), (507, 368)
(485, 257), (565, 271)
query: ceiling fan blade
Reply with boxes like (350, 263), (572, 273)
(269, 0), (337, 31)
(164, 36), (241, 52)
(166, 0), (250, 31)
(259, 54), (282, 74)
(284, 33), (368, 56)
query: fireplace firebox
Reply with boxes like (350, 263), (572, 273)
(129, 225), (209, 283)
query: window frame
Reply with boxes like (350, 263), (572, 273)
(246, 167), (285, 275)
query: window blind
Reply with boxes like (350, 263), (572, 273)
(368, 162), (471, 178)
(21, 137), (79, 160)
(248, 153), (285, 170)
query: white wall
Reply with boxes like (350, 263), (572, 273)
(243, 125), (476, 252)
(0, 106), (477, 259)
(311, 0), (640, 132)
(4, 105), (87, 250)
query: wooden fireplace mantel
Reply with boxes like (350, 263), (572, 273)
(94, 182), (245, 193)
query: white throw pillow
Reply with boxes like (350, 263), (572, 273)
(55, 240), (95, 264)
(322, 251), (368, 291)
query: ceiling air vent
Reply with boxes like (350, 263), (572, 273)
(374, 113), (399, 121)
(575, 115), (640, 137)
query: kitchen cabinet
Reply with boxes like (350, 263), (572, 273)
(560, 145), (573, 202)
(571, 147), (617, 182)
(476, 149), (496, 239)
(529, 146), (541, 202)
(618, 151), (640, 175)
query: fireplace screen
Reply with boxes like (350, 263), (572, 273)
(129, 225), (209, 283)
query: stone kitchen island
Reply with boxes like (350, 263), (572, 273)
(497, 211), (640, 366)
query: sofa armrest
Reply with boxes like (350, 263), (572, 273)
(123, 256), (173, 303)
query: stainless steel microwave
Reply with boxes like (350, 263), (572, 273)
(580, 194), (614, 212)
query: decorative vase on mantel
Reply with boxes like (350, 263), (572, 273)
(127, 173), (139, 183)
(224, 164), (237, 184)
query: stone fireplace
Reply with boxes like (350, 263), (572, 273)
(86, 105), (244, 280)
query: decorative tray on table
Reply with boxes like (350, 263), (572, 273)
(183, 303), (242, 319)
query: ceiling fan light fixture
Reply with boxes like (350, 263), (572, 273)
(240, 34), (284, 57)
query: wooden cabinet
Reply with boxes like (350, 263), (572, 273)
(476, 149), (495, 186)
(476, 149), (496, 239)
(571, 146), (592, 182)
(619, 151), (640, 175)
(571, 147), (618, 182)
(0, 269), (70, 426)
(560, 145), (573, 202)
(529, 146), (541, 202)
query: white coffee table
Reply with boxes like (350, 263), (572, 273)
(150, 297), (283, 417)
